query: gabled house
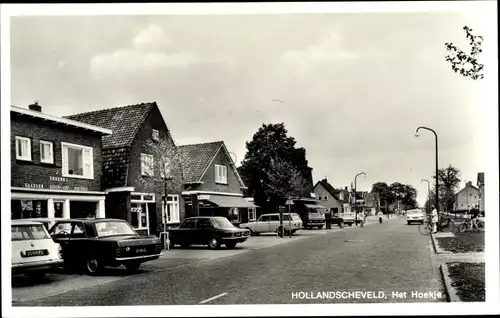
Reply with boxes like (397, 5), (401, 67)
(178, 141), (257, 225)
(313, 179), (343, 214)
(477, 172), (485, 214)
(11, 103), (112, 220)
(65, 102), (183, 235)
(454, 181), (480, 212)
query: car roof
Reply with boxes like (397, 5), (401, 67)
(11, 219), (44, 225)
(185, 216), (225, 219)
(53, 218), (128, 223)
(261, 213), (299, 216)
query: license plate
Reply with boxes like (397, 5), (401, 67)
(23, 250), (48, 257)
(135, 248), (148, 254)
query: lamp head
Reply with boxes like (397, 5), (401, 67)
(414, 132), (420, 137)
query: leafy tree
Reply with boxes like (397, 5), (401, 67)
(445, 26), (484, 80)
(432, 165), (461, 212)
(136, 136), (184, 244)
(372, 182), (418, 212)
(240, 123), (310, 211)
(265, 158), (309, 237)
(371, 182), (395, 209)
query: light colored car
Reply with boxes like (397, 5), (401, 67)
(240, 213), (303, 236)
(11, 219), (63, 279)
(406, 209), (425, 225)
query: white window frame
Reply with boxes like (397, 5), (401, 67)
(61, 142), (94, 179)
(163, 195), (180, 224)
(215, 164), (228, 184)
(130, 193), (155, 234)
(160, 158), (172, 179)
(152, 129), (160, 141)
(141, 153), (154, 177)
(39, 140), (54, 164)
(15, 136), (32, 161)
(248, 208), (256, 222)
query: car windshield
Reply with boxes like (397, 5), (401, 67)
(211, 217), (235, 229)
(11, 224), (50, 241)
(310, 212), (322, 218)
(408, 210), (423, 215)
(95, 221), (136, 237)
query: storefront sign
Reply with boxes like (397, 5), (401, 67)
(198, 195), (210, 200)
(131, 207), (143, 213)
(50, 176), (69, 182)
(23, 183), (88, 192)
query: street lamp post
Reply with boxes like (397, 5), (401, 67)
(421, 179), (431, 213)
(354, 172), (366, 223)
(415, 126), (439, 212)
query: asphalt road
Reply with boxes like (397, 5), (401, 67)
(14, 216), (446, 306)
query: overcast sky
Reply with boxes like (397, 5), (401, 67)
(8, 5), (496, 206)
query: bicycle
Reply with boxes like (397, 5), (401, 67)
(418, 217), (456, 235)
(458, 218), (485, 233)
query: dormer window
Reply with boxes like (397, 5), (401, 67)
(152, 129), (159, 141)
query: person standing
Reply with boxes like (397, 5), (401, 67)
(431, 205), (438, 233)
(359, 210), (365, 228)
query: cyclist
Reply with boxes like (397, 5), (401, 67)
(377, 210), (383, 224)
(358, 210), (365, 228)
(470, 209), (479, 231)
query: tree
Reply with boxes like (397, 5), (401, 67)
(136, 136), (184, 248)
(371, 182), (395, 211)
(371, 182), (418, 212)
(240, 123), (310, 211)
(445, 26), (484, 80)
(432, 165), (461, 212)
(265, 158), (309, 237)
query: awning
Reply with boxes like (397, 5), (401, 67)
(304, 204), (327, 209)
(204, 195), (258, 208)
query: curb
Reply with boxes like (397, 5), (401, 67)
(440, 263), (461, 302)
(430, 233), (452, 255)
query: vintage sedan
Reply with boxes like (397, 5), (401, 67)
(49, 218), (163, 275)
(167, 216), (250, 250)
(11, 220), (63, 279)
(406, 209), (425, 225)
(240, 213), (303, 236)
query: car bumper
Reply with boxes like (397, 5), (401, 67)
(12, 259), (63, 274)
(407, 219), (424, 222)
(115, 253), (163, 262)
(221, 237), (248, 243)
(306, 222), (325, 226)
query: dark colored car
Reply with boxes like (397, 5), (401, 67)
(167, 216), (250, 250)
(49, 218), (163, 275)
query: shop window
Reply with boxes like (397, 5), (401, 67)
(61, 142), (93, 179)
(40, 140), (54, 164)
(131, 203), (149, 230)
(215, 164), (227, 184)
(11, 200), (48, 219)
(163, 195), (180, 224)
(248, 208), (256, 221)
(140, 153), (154, 176)
(15, 136), (31, 161)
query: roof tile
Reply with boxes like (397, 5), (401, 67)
(178, 141), (224, 183)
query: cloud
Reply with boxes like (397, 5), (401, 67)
(90, 24), (229, 79)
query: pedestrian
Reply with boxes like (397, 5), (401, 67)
(377, 210), (383, 224)
(431, 205), (438, 233)
(359, 211), (365, 228)
(470, 208), (479, 231)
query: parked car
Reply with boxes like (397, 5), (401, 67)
(49, 218), (163, 275)
(406, 209), (425, 225)
(300, 211), (326, 229)
(240, 213), (303, 236)
(167, 216), (250, 250)
(338, 212), (356, 226)
(11, 219), (63, 279)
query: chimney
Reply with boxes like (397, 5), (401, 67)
(467, 181), (472, 187)
(29, 101), (42, 112)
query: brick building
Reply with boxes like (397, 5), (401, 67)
(179, 141), (256, 226)
(65, 102), (183, 236)
(10, 103), (112, 220)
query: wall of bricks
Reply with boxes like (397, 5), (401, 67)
(11, 112), (104, 192)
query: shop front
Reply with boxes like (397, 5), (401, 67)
(11, 187), (106, 220)
(184, 192), (257, 226)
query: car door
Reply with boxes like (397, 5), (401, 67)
(177, 218), (197, 244)
(69, 222), (88, 262)
(196, 218), (216, 244)
(50, 222), (73, 260)
(254, 215), (270, 233)
(268, 215), (280, 232)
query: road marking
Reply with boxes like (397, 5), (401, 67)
(199, 292), (228, 304)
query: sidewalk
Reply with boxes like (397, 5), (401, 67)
(430, 231), (485, 302)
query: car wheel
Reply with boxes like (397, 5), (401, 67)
(317, 226), (324, 230)
(85, 257), (102, 275)
(348, 223), (352, 227)
(276, 226), (284, 237)
(245, 228), (256, 236)
(124, 262), (141, 272)
(208, 237), (221, 250)
(180, 243), (190, 249)
(25, 271), (46, 279)
(407, 221), (411, 225)
(225, 242), (237, 249)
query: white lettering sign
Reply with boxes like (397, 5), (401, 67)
(24, 183), (44, 189)
(50, 176), (68, 182)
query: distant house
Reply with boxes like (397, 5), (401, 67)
(477, 172), (485, 214)
(313, 179), (343, 214)
(363, 192), (380, 215)
(454, 181), (480, 212)
(65, 102), (183, 235)
(178, 141), (257, 225)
